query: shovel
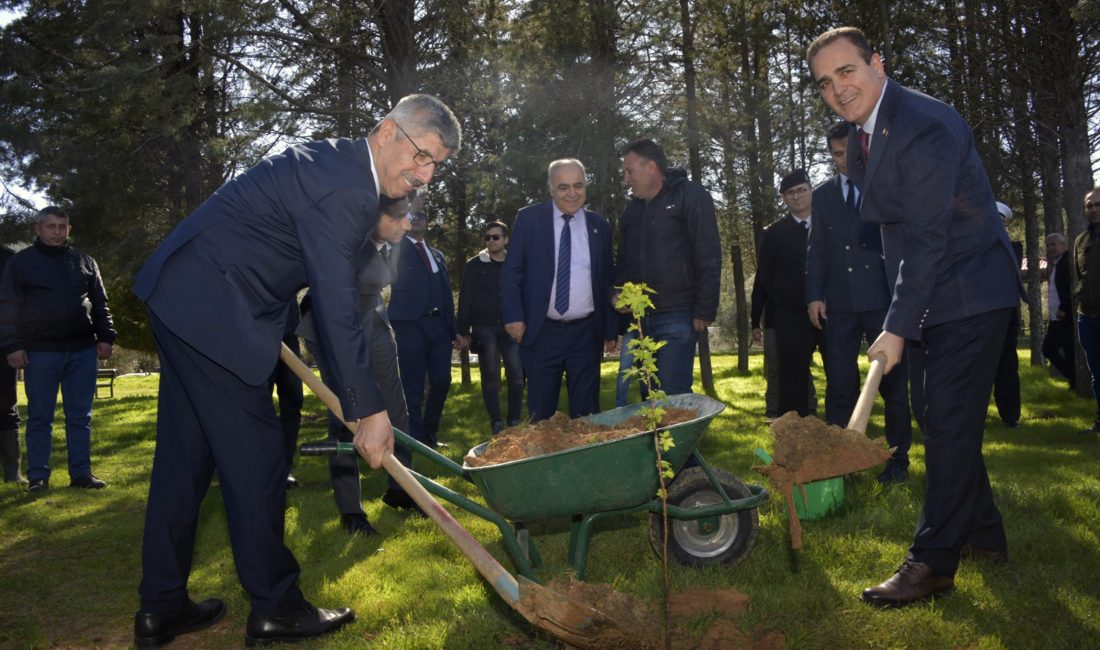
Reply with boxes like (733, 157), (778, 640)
(278, 343), (625, 649)
(845, 353), (886, 434)
(754, 353), (893, 550)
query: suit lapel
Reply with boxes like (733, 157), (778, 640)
(861, 80), (897, 192)
(585, 210), (602, 290)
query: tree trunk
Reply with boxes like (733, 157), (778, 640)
(678, 0), (714, 395)
(732, 242), (750, 374)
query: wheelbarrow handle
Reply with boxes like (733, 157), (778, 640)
(277, 343), (522, 605)
(300, 441), (354, 456)
(846, 353), (886, 434)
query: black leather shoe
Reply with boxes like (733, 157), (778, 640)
(134, 598), (226, 648)
(960, 543), (1009, 564)
(245, 603), (354, 646)
(285, 474), (300, 489)
(860, 560), (955, 608)
(877, 465), (909, 485)
(341, 513), (378, 536)
(70, 473), (107, 489)
(382, 489), (427, 518)
(27, 479), (47, 493)
(491, 421), (505, 436)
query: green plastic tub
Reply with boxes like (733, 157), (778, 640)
(754, 448), (844, 520)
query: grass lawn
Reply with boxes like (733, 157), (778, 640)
(1, 351), (1098, 649)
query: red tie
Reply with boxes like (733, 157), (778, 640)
(416, 241), (432, 271)
(858, 127), (871, 161)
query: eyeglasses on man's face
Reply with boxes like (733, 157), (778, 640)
(484, 234), (504, 242)
(393, 121), (447, 174)
(783, 186), (810, 197)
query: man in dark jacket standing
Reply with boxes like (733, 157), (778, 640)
(753, 169), (827, 417)
(1041, 233), (1074, 388)
(456, 221), (524, 435)
(616, 139), (721, 396)
(0, 206), (115, 493)
(0, 244), (25, 485)
(807, 123), (910, 482)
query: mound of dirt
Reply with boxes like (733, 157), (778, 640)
(464, 408), (697, 467)
(753, 412), (894, 549)
(528, 580), (782, 649)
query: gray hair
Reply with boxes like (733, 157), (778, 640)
(384, 94), (462, 153)
(1045, 232), (1067, 245)
(35, 206), (69, 224)
(547, 159), (587, 189)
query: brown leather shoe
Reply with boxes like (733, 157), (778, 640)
(860, 560), (955, 608)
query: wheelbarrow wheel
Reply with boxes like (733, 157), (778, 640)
(648, 466), (759, 568)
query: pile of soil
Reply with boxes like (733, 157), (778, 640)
(465, 408), (697, 467)
(522, 579), (783, 649)
(753, 412), (894, 549)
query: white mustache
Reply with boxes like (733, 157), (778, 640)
(401, 172), (425, 189)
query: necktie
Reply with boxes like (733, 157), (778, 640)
(858, 127), (870, 161)
(416, 241), (432, 272)
(555, 213), (573, 316)
(846, 178), (858, 212)
(380, 245), (390, 264)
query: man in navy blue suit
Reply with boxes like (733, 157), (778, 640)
(806, 121), (911, 484)
(501, 159), (617, 422)
(385, 206), (457, 511)
(130, 95), (460, 646)
(809, 27), (1023, 608)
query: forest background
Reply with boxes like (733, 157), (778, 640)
(0, 0), (1097, 382)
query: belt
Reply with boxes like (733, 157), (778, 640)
(545, 313), (593, 326)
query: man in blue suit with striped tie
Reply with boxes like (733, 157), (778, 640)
(501, 159), (618, 422)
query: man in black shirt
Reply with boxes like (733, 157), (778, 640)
(0, 206), (116, 493)
(456, 221), (524, 435)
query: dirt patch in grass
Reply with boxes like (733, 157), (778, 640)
(753, 412), (894, 549)
(535, 580), (782, 649)
(465, 408), (697, 467)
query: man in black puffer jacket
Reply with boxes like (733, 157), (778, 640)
(0, 206), (116, 493)
(616, 138), (722, 396)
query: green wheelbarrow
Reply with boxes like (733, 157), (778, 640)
(303, 393), (769, 581)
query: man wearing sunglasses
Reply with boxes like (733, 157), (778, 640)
(131, 94), (460, 646)
(456, 221), (524, 436)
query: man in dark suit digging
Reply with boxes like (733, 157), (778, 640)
(808, 26), (1023, 608)
(131, 95), (460, 646)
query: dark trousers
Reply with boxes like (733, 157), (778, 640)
(1076, 314), (1100, 421)
(472, 324), (524, 426)
(139, 311), (306, 617)
(393, 317), (453, 446)
(268, 335), (304, 471)
(0, 362), (17, 431)
(520, 315), (601, 422)
(1042, 319), (1075, 389)
(992, 308), (1021, 425)
(824, 309), (911, 468)
(908, 308), (1010, 578)
(774, 308), (826, 417)
(309, 312), (410, 512)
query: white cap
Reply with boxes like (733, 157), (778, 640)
(995, 201), (1013, 221)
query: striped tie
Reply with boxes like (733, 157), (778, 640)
(555, 213), (573, 316)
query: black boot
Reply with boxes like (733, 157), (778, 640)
(0, 429), (27, 485)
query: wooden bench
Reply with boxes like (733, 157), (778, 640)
(96, 368), (117, 399)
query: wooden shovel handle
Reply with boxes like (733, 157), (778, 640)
(277, 343), (522, 605)
(846, 353), (886, 434)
